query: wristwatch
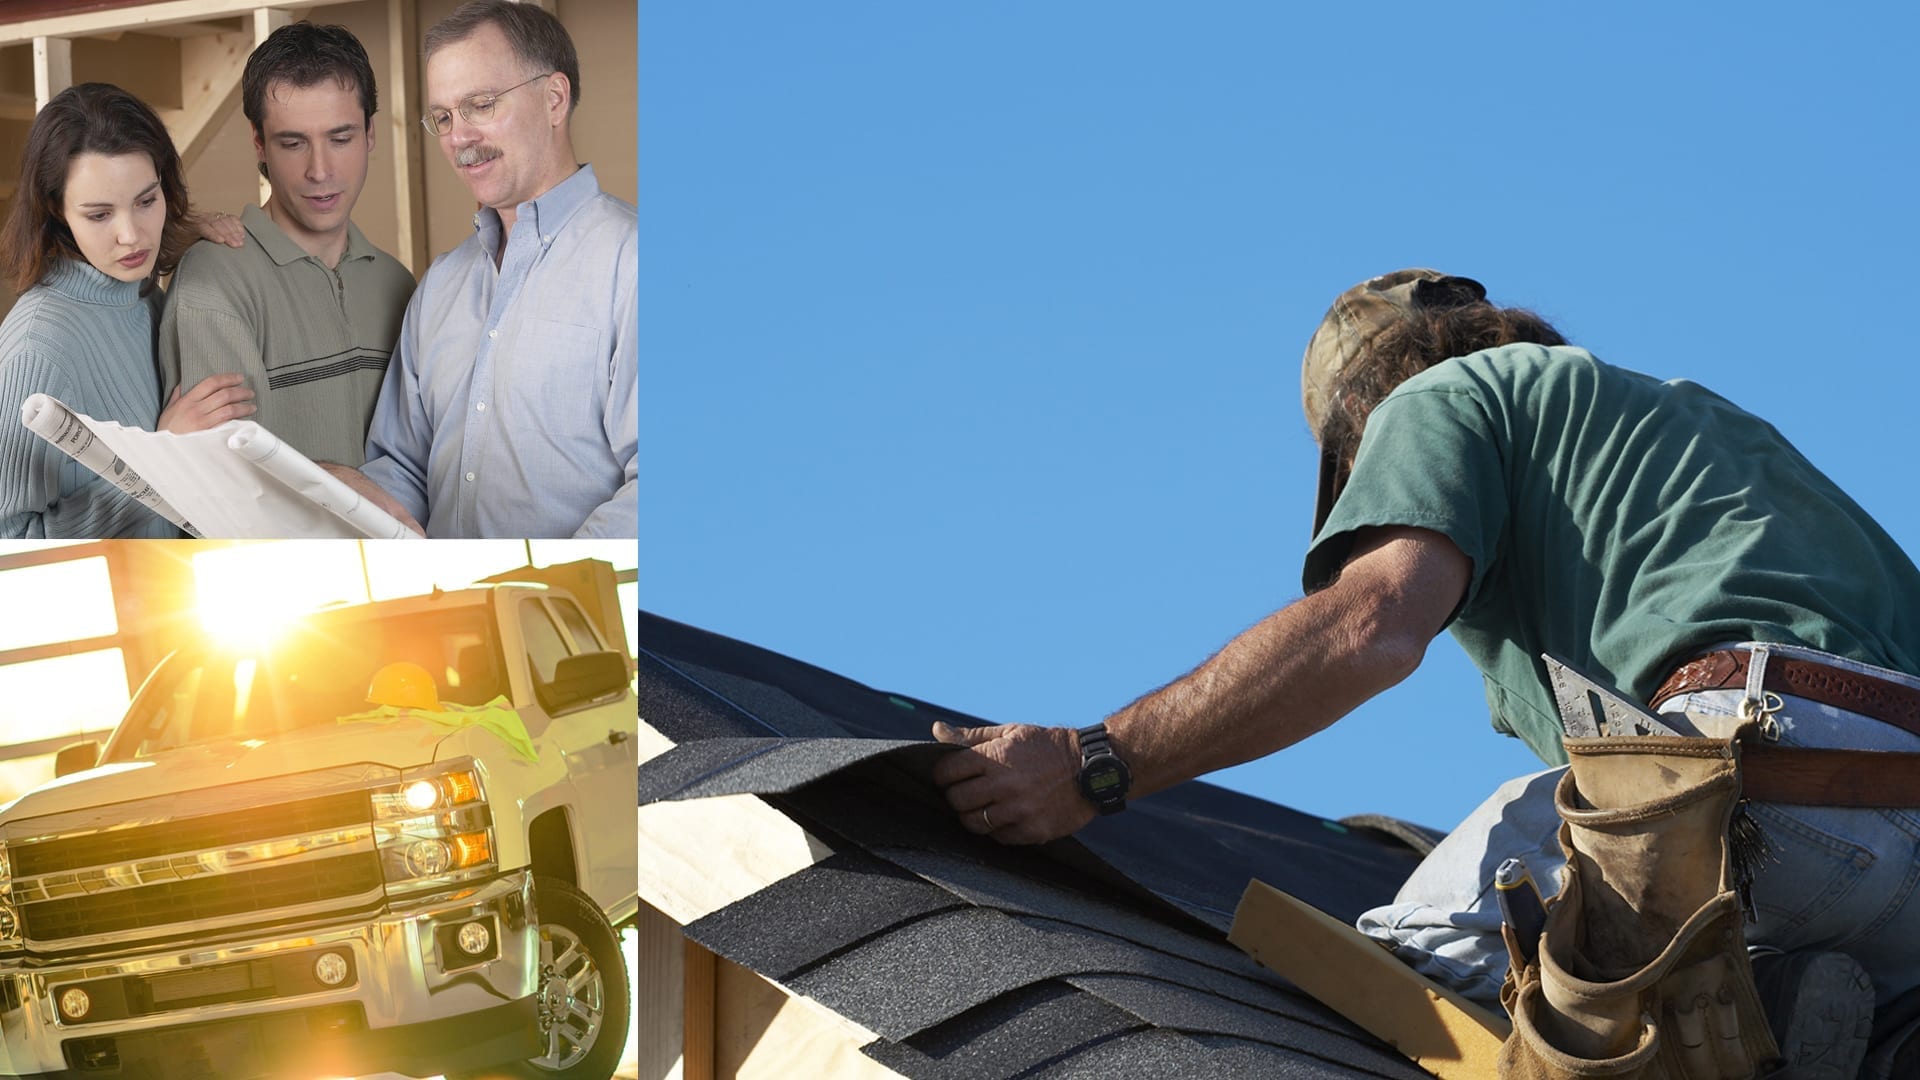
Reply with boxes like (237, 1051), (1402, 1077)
(1075, 723), (1132, 814)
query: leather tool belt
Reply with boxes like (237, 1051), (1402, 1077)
(1651, 648), (1920, 737)
(1650, 648), (1920, 807)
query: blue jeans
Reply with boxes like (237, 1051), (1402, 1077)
(1357, 642), (1920, 1009)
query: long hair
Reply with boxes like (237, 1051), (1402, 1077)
(0, 83), (195, 294)
(1318, 303), (1568, 489)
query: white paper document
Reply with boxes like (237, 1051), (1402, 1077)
(21, 395), (416, 539)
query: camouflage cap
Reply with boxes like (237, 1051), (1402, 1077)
(1302, 268), (1487, 534)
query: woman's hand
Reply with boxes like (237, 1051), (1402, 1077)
(160, 373), (256, 433)
(186, 209), (246, 248)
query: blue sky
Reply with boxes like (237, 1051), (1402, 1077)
(639, 4), (1920, 832)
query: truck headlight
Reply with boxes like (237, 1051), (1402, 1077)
(407, 839), (451, 876)
(373, 761), (496, 895)
(402, 781), (441, 812)
(378, 767), (483, 820)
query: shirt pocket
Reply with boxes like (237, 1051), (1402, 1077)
(500, 319), (608, 433)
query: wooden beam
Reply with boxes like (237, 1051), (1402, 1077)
(1230, 879), (1510, 1078)
(0, 635), (120, 670)
(0, 0), (310, 45)
(251, 6), (289, 42)
(131, 19), (245, 39)
(636, 900), (686, 1080)
(0, 543), (106, 573)
(32, 36), (71, 111)
(174, 28), (253, 171)
(716, 962), (908, 1079)
(683, 938), (716, 1080)
(386, 0), (428, 273)
(99, 540), (208, 693)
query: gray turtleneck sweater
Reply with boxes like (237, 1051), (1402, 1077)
(0, 258), (179, 538)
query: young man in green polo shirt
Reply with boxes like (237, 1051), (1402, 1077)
(159, 22), (416, 468)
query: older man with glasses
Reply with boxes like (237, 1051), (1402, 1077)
(327, 0), (636, 538)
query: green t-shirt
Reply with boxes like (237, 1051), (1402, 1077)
(1302, 344), (1920, 763)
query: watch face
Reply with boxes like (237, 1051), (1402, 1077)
(1079, 755), (1131, 804)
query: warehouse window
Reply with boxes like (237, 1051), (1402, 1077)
(0, 557), (116, 652)
(0, 649), (129, 747)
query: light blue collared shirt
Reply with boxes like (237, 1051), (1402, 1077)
(363, 164), (637, 538)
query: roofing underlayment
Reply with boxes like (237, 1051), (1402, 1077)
(637, 610), (1450, 1078)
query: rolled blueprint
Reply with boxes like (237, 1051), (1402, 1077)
(19, 393), (202, 537)
(226, 424), (413, 540)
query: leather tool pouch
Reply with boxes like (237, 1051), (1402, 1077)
(1498, 734), (1779, 1079)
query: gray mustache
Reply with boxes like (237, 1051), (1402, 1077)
(454, 146), (500, 167)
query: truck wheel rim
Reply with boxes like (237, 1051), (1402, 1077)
(532, 924), (604, 1071)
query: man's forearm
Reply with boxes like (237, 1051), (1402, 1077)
(930, 527), (1468, 844)
(1106, 528), (1466, 800)
(1107, 587), (1415, 800)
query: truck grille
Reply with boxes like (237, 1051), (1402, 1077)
(12, 792), (369, 876)
(23, 856), (381, 941)
(11, 791), (380, 948)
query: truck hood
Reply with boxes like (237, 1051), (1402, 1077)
(4, 719), (453, 822)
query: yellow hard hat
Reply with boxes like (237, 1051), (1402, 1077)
(366, 661), (443, 712)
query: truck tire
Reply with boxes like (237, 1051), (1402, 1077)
(451, 877), (631, 1080)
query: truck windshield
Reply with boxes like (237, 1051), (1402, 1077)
(104, 606), (508, 762)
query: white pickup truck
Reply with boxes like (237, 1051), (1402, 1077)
(0, 567), (639, 1079)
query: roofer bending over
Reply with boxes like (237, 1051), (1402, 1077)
(324, 0), (636, 538)
(932, 270), (1920, 1077)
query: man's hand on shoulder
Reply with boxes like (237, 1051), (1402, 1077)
(930, 721), (1096, 845)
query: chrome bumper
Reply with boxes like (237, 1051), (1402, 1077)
(0, 871), (538, 1078)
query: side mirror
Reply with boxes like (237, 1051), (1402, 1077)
(54, 740), (101, 778)
(535, 651), (629, 714)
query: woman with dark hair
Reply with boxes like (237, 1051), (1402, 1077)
(0, 82), (256, 538)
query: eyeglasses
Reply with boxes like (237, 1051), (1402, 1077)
(421, 72), (554, 137)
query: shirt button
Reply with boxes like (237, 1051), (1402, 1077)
(542, 235), (553, 244)
(476, 402), (487, 413)
(465, 472), (476, 483)
(487, 329), (497, 339)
